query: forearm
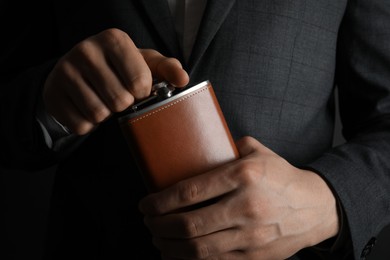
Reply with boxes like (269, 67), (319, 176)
(306, 131), (390, 259)
(306, 0), (390, 258)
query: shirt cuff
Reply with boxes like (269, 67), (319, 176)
(35, 97), (72, 149)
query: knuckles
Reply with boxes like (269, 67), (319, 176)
(190, 241), (212, 259)
(125, 72), (153, 100)
(105, 91), (135, 113)
(68, 121), (94, 136)
(85, 104), (111, 124)
(97, 28), (132, 49)
(235, 160), (263, 187)
(177, 214), (204, 238)
(176, 181), (201, 205)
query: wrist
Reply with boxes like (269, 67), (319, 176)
(294, 169), (340, 247)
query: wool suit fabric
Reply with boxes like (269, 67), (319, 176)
(1, 0), (390, 259)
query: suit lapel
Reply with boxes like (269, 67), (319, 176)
(137, 0), (181, 58)
(188, 0), (236, 72)
(137, 0), (236, 72)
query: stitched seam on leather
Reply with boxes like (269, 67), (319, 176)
(128, 86), (209, 124)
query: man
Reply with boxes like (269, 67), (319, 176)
(1, 0), (389, 259)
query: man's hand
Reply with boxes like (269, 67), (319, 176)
(43, 28), (189, 135)
(139, 136), (339, 260)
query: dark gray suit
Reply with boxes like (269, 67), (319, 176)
(1, 0), (390, 259)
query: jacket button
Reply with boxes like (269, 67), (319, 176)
(360, 237), (377, 259)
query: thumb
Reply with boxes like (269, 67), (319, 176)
(235, 136), (259, 157)
(140, 49), (189, 87)
(235, 136), (275, 157)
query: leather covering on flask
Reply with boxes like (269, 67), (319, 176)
(118, 80), (239, 192)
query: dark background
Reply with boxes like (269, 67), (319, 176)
(1, 92), (390, 260)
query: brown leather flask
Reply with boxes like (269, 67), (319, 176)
(118, 80), (239, 192)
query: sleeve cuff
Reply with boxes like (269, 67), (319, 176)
(311, 196), (350, 253)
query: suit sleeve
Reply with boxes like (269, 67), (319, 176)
(306, 0), (390, 259)
(0, 1), (80, 170)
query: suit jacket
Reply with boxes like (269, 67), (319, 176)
(1, 0), (390, 259)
